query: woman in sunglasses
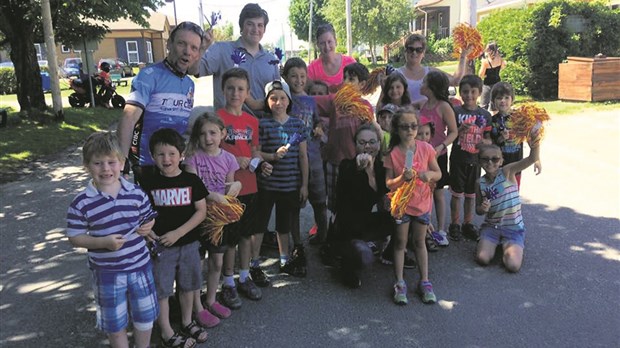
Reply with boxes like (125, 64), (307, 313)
(474, 142), (540, 273)
(396, 33), (470, 108)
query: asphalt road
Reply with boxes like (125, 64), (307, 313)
(1, 81), (618, 347)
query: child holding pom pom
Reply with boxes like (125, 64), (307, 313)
(474, 141), (540, 272)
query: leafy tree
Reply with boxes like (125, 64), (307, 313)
(0, 0), (162, 115)
(320, 0), (413, 63)
(289, 0), (328, 45)
(212, 22), (234, 42)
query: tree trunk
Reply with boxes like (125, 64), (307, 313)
(9, 32), (46, 113)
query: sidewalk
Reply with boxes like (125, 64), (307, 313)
(1, 109), (618, 347)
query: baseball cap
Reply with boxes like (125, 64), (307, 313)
(265, 80), (292, 103)
(378, 103), (399, 115)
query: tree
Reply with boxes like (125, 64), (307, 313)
(212, 22), (234, 42)
(321, 0), (413, 63)
(289, 0), (328, 45)
(0, 0), (162, 116)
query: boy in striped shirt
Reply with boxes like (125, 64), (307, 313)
(66, 131), (158, 348)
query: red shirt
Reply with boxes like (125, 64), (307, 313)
(218, 109), (259, 196)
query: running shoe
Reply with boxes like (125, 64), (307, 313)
(418, 280), (437, 304)
(393, 281), (408, 305)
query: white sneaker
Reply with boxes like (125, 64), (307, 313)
(434, 230), (450, 246)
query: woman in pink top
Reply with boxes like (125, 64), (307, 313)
(307, 23), (356, 90)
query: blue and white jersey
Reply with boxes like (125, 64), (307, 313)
(126, 61), (195, 166)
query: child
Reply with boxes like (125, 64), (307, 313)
(216, 68), (273, 308)
(257, 80), (309, 275)
(282, 57), (328, 256)
(489, 82), (542, 188)
(185, 112), (241, 327)
(475, 143), (540, 272)
(376, 73), (412, 110)
(377, 103), (398, 156)
(66, 131), (158, 348)
(314, 62), (375, 217)
(448, 75), (492, 241)
(419, 71), (458, 245)
(139, 128), (218, 347)
(306, 79), (329, 96)
(384, 106), (442, 305)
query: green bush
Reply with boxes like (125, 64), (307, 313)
(500, 60), (530, 96)
(478, 1), (620, 100)
(0, 68), (17, 95)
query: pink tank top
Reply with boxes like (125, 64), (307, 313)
(419, 102), (448, 155)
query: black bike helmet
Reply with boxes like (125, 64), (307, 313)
(100, 62), (111, 73)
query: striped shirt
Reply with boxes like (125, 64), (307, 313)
(258, 116), (306, 192)
(66, 178), (156, 272)
(480, 170), (524, 231)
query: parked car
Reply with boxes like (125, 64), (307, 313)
(62, 58), (82, 78)
(98, 58), (134, 77)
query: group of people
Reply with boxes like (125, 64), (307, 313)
(65, 3), (540, 347)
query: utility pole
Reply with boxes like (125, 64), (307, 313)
(345, 0), (352, 55)
(308, 0), (313, 61)
(41, 0), (63, 120)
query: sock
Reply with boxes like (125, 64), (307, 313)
(280, 255), (289, 266)
(223, 274), (235, 288)
(238, 269), (249, 283)
(250, 258), (260, 269)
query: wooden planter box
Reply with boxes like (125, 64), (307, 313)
(558, 56), (620, 102)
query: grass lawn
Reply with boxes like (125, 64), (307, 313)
(0, 107), (123, 183)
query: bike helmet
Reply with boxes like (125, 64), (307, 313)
(100, 62), (111, 73)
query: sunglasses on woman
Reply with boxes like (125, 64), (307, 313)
(406, 46), (425, 54)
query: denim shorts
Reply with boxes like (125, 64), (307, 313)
(480, 224), (525, 248)
(153, 241), (202, 299)
(395, 212), (430, 225)
(91, 266), (159, 333)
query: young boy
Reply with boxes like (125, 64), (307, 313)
(448, 75), (492, 241)
(282, 58), (328, 263)
(306, 79), (329, 96)
(139, 128), (215, 347)
(66, 131), (158, 348)
(377, 103), (398, 156)
(217, 68), (274, 307)
(314, 62), (375, 218)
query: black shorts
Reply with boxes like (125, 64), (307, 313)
(449, 162), (480, 197)
(221, 193), (260, 245)
(435, 153), (450, 189)
(256, 189), (300, 236)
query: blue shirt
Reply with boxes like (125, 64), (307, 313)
(66, 178), (156, 272)
(290, 95), (322, 165)
(126, 61), (195, 166)
(258, 116), (305, 192)
(199, 38), (280, 111)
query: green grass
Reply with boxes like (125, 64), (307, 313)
(0, 107), (123, 183)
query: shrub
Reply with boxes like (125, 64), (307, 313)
(0, 68), (17, 95)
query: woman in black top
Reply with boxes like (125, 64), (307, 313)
(478, 42), (506, 110)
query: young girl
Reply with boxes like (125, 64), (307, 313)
(258, 80), (309, 275)
(475, 143), (540, 272)
(490, 82), (542, 188)
(415, 117), (441, 251)
(419, 71), (458, 245)
(377, 73), (412, 111)
(385, 106), (441, 305)
(185, 112), (241, 327)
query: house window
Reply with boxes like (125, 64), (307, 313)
(126, 41), (139, 64)
(146, 41), (153, 63)
(34, 43), (42, 61)
(61, 45), (70, 53)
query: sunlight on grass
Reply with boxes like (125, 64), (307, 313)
(60, 123), (80, 131)
(8, 152), (31, 160)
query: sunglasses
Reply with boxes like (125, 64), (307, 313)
(405, 46), (425, 54)
(356, 139), (379, 147)
(170, 21), (205, 41)
(480, 157), (502, 164)
(398, 123), (418, 131)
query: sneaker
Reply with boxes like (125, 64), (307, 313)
(237, 278), (262, 301)
(206, 301), (231, 319)
(341, 268), (361, 288)
(462, 223), (479, 241)
(290, 245), (307, 277)
(308, 224), (318, 235)
(250, 266), (270, 287)
(280, 260), (297, 275)
(426, 234), (439, 252)
(380, 250), (416, 269)
(448, 223), (462, 241)
(367, 241), (380, 255)
(218, 285), (242, 310)
(418, 281), (437, 304)
(436, 230), (450, 246)
(393, 281), (408, 305)
(194, 309), (220, 328)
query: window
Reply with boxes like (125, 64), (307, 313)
(146, 41), (153, 63)
(61, 45), (70, 53)
(126, 41), (139, 64)
(34, 43), (42, 61)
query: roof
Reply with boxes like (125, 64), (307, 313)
(102, 12), (169, 31)
(415, 0), (443, 8)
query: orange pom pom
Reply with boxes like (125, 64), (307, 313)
(388, 170), (417, 219)
(203, 196), (245, 245)
(452, 23), (484, 60)
(334, 84), (374, 123)
(508, 103), (550, 146)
